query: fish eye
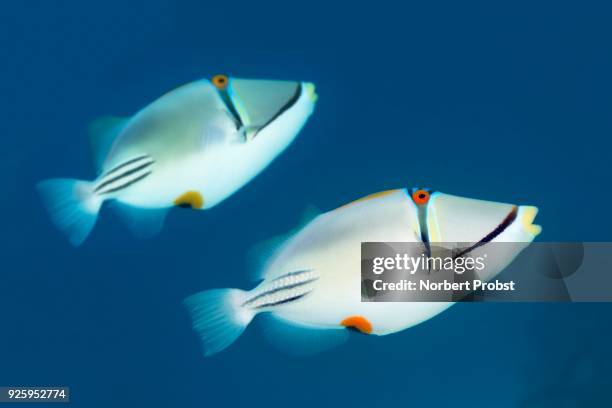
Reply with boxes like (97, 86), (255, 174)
(212, 74), (229, 90)
(412, 189), (430, 205)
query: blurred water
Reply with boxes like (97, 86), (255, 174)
(2, 1), (612, 406)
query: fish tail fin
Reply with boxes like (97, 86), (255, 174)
(36, 178), (103, 246)
(184, 288), (255, 356)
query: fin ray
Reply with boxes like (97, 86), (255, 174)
(37, 178), (102, 246)
(184, 289), (254, 356)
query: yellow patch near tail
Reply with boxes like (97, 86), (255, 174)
(337, 189), (399, 211)
(341, 315), (373, 334)
(173, 191), (204, 209)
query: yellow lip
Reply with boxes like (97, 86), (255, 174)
(304, 82), (318, 103)
(521, 206), (542, 236)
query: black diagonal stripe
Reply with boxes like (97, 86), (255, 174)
(219, 89), (244, 131)
(94, 161), (154, 193)
(242, 277), (318, 307)
(252, 83), (302, 138)
(100, 155), (151, 178)
(97, 171), (152, 195)
(454, 206), (519, 258)
(270, 269), (313, 282)
(417, 204), (431, 258)
(254, 292), (310, 309)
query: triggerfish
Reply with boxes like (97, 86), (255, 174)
(37, 75), (317, 245)
(185, 187), (542, 356)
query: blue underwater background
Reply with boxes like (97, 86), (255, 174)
(2, 1), (612, 406)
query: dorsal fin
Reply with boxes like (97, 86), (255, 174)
(247, 205), (322, 282)
(247, 231), (293, 282)
(298, 204), (322, 225)
(88, 116), (129, 173)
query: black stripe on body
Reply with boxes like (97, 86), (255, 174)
(454, 206), (519, 258)
(253, 292), (310, 309)
(270, 269), (314, 282)
(219, 90), (244, 131)
(96, 171), (153, 195)
(100, 155), (152, 178)
(242, 277), (318, 308)
(408, 188), (436, 259)
(417, 205), (431, 258)
(94, 161), (154, 194)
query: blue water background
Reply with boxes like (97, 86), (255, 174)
(2, 1), (612, 406)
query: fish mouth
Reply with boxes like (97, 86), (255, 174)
(304, 82), (318, 103)
(520, 206), (542, 236)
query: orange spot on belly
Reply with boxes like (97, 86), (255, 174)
(341, 315), (373, 334)
(173, 191), (204, 209)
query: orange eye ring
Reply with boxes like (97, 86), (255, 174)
(412, 189), (430, 205)
(212, 74), (229, 90)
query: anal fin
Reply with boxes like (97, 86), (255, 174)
(259, 314), (349, 357)
(112, 202), (168, 238)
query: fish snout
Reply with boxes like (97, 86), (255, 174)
(225, 78), (314, 131)
(303, 82), (318, 103)
(518, 206), (542, 237)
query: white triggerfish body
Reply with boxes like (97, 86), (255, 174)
(185, 188), (542, 356)
(37, 75), (317, 245)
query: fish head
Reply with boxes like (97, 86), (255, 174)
(417, 190), (542, 243)
(209, 74), (317, 142)
(408, 188), (542, 280)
